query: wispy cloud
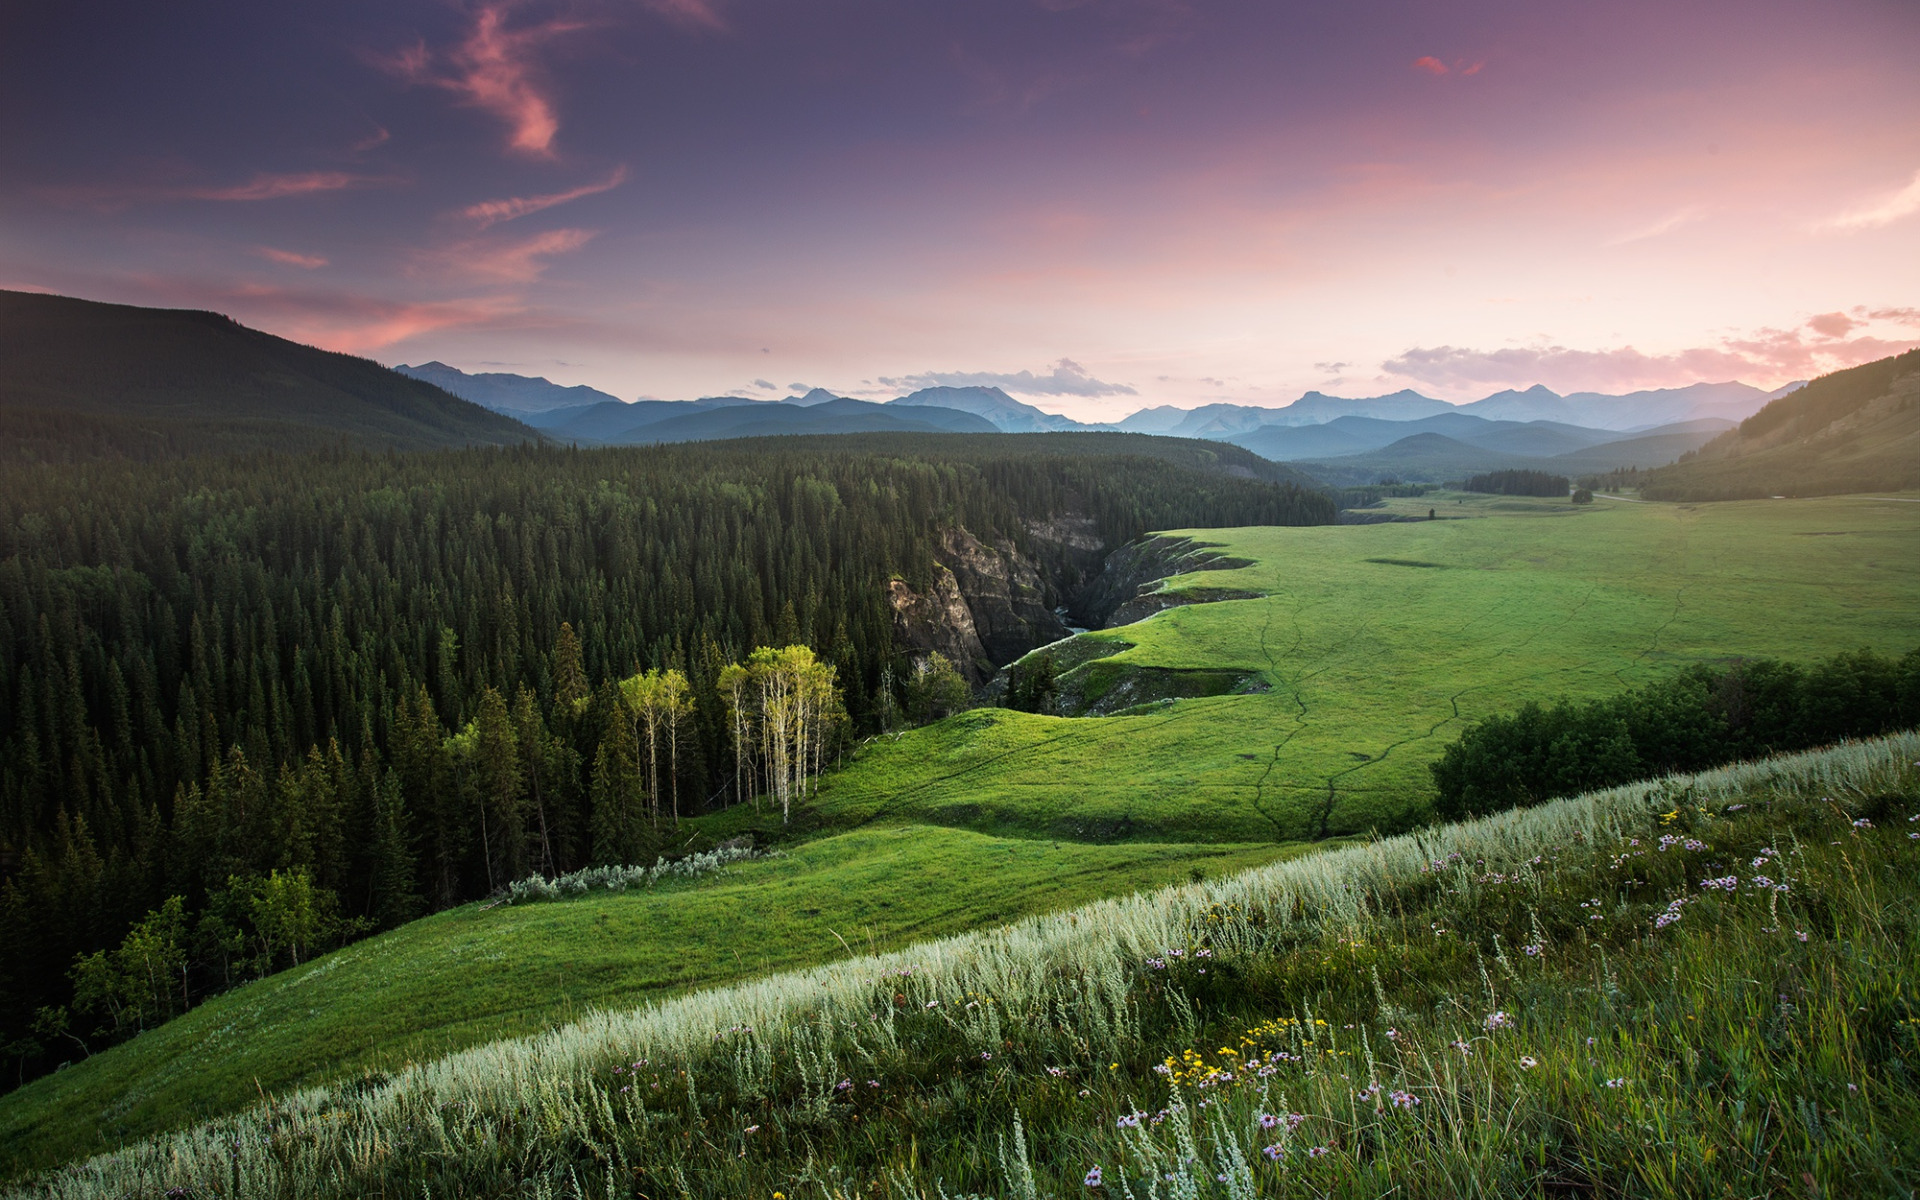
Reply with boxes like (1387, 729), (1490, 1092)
(1607, 204), (1707, 245)
(641, 0), (727, 33)
(1816, 168), (1920, 232)
(1412, 56), (1483, 77)
(380, 4), (582, 158)
(456, 166), (628, 229)
(128, 278), (522, 354)
(49, 170), (376, 210)
(253, 247), (329, 269)
(192, 171), (367, 201)
(879, 358), (1136, 397)
(417, 227), (599, 283)
(1382, 312), (1920, 393)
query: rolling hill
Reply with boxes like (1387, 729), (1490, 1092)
(1642, 348), (1920, 499)
(0, 291), (537, 459)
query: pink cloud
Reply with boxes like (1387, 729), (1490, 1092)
(456, 166), (628, 229)
(1412, 56), (1448, 75)
(253, 247), (329, 269)
(107, 275), (523, 354)
(1383, 313), (1920, 393)
(1805, 311), (1855, 338)
(47, 171), (377, 210)
(641, 0), (727, 33)
(418, 227), (599, 283)
(381, 5), (582, 158)
(1816, 168), (1920, 232)
(188, 171), (365, 201)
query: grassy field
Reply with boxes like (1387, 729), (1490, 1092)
(13, 733), (1914, 1198)
(794, 491), (1920, 843)
(0, 828), (1302, 1177)
(4, 490), (1915, 1183)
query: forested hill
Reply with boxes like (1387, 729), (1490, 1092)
(1641, 347), (1920, 500)
(0, 291), (537, 460)
(0, 438), (1332, 1091)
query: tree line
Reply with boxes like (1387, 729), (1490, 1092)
(1430, 646), (1920, 819)
(1460, 469), (1570, 497)
(0, 436), (1332, 1087)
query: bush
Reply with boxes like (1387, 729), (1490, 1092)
(1571, 488), (1593, 504)
(1431, 646), (1920, 819)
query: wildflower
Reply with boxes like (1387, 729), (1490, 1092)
(1259, 1112), (1282, 1129)
(1117, 1113), (1141, 1128)
(1852, 818), (1872, 829)
(1699, 876), (1739, 891)
(1484, 1011), (1513, 1031)
(1307, 1146), (1331, 1158)
(836, 1079), (852, 1091)
(1519, 1056), (1538, 1070)
(1385, 1027), (1399, 1040)
(1389, 1089), (1420, 1109)
(1079, 1088), (1091, 1097)
(1523, 944), (1543, 957)
(744, 1124), (760, 1134)
(980, 1051), (992, 1061)
(1048, 1066), (1066, 1077)
(1604, 1078), (1628, 1089)
(925, 1000), (938, 1009)
(1262, 1144), (1283, 1161)
(1795, 930), (1809, 942)
(1848, 1083), (1859, 1093)
(1084, 1166), (1104, 1188)
(1451, 1039), (1472, 1056)
(1684, 839), (1705, 851)
(1585, 1037), (1597, 1046)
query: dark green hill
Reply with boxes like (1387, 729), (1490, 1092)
(0, 290), (537, 460)
(1641, 348), (1920, 499)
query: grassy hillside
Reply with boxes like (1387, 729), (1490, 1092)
(1642, 348), (1920, 500)
(0, 828), (1305, 1176)
(3, 490), (1914, 1182)
(782, 491), (1920, 843)
(12, 733), (1915, 1197)
(0, 290), (537, 459)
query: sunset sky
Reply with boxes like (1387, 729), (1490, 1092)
(4, 0), (1918, 418)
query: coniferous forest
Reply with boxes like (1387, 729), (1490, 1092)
(0, 434), (1331, 1087)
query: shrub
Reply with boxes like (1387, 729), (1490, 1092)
(1431, 645), (1920, 819)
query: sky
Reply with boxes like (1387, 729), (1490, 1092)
(3, 0), (1918, 420)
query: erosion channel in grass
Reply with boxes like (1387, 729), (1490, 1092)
(800, 492), (1920, 844)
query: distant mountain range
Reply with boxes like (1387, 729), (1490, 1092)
(1, 291), (535, 459)
(395, 361), (625, 413)
(395, 361), (1802, 481)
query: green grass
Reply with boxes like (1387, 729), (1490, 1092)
(796, 492), (1920, 843)
(0, 827), (1303, 1177)
(14, 734), (1915, 1198)
(7, 490), (1917, 1184)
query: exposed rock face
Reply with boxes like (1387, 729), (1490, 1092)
(889, 523), (1252, 686)
(887, 568), (990, 680)
(936, 528), (1071, 668)
(1076, 535), (1254, 629)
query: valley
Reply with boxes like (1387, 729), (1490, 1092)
(3, 482), (1912, 1184)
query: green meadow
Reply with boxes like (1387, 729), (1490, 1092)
(3, 490), (1917, 1181)
(799, 491), (1920, 842)
(0, 828), (1301, 1174)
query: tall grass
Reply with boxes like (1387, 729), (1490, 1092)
(10, 733), (1917, 1198)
